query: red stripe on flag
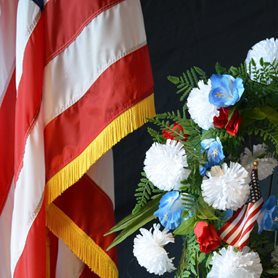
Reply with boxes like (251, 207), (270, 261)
(80, 266), (99, 278)
(54, 174), (117, 265)
(14, 16), (45, 182)
(13, 201), (46, 278)
(44, 0), (123, 62)
(0, 71), (15, 214)
(44, 45), (153, 181)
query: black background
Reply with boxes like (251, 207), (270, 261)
(113, 1), (278, 277)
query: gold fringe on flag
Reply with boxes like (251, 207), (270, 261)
(47, 204), (118, 278)
(45, 93), (155, 205)
(46, 93), (155, 277)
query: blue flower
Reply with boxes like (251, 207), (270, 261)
(223, 209), (233, 221)
(209, 74), (244, 107)
(154, 191), (184, 230)
(199, 137), (225, 176)
(257, 195), (278, 234)
(199, 164), (208, 176)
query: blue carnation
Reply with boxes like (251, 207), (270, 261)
(199, 137), (225, 176)
(154, 191), (184, 230)
(209, 74), (244, 107)
(257, 195), (278, 234)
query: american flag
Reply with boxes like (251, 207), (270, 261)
(219, 162), (264, 250)
(0, 0), (154, 277)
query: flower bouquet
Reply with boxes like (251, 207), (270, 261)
(106, 38), (278, 277)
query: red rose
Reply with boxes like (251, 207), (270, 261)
(162, 123), (188, 141)
(213, 108), (241, 136)
(194, 221), (221, 254)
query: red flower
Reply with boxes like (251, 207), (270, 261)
(162, 123), (188, 141)
(194, 221), (221, 254)
(213, 107), (241, 136)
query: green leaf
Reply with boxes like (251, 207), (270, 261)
(181, 270), (191, 277)
(251, 58), (256, 67)
(215, 62), (227, 74)
(105, 198), (159, 235)
(205, 253), (213, 268)
(196, 197), (218, 220)
(260, 106), (278, 125)
(228, 66), (238, 76)
(226, 105), (237, 127)
(167, 75), (180, 85)
(260, 57), (264, 67)
(242, 106), (278, 126)
(241, 107), (267, 121)
(198, 252), (206, 264)
(265, 268), (278, 275)
(107, 211), (156, 250)
(174, 217), (197, 235)
(190, 265), (197, 275)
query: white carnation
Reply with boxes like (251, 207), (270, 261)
(246, 38), (278, 82)
(208, 246), (263, 278)
(187, 80), (219, 130)
(246, 38), (278, 65)
(144, 140), (190, 191)
(240, 144), (278, 181)
(133, 224), (176, 276)
(201, 162), (250, 210)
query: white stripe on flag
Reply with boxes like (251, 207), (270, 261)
(0, 0), (17, 105)
(15, 0), (40, 89)
(10, 110), (45, 275)
(0, 184), (14, 278)
(87, 149), (115, 207)
(55, 239), (85, 278)
(43, 0), (147, 124)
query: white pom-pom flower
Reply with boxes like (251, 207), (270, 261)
(187, 80), (219, 130)
(144, 140), (190, 191)
(240, 144), (278, 181)
(208, 246), (263, 278)
(201, 162), (250, 210)
(246, 38), (278, 81)
(246, 38), (278, 65)
(133, 224), (176, 276)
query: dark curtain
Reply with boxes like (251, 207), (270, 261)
(113, 1), (278, 277)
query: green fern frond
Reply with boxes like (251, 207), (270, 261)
(147, 127), (165, 143)
(132, 172), (162, 215)
(248, 59), (278, 85)
(248, 124), (278, 156)
(168, 66), (207, 102)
